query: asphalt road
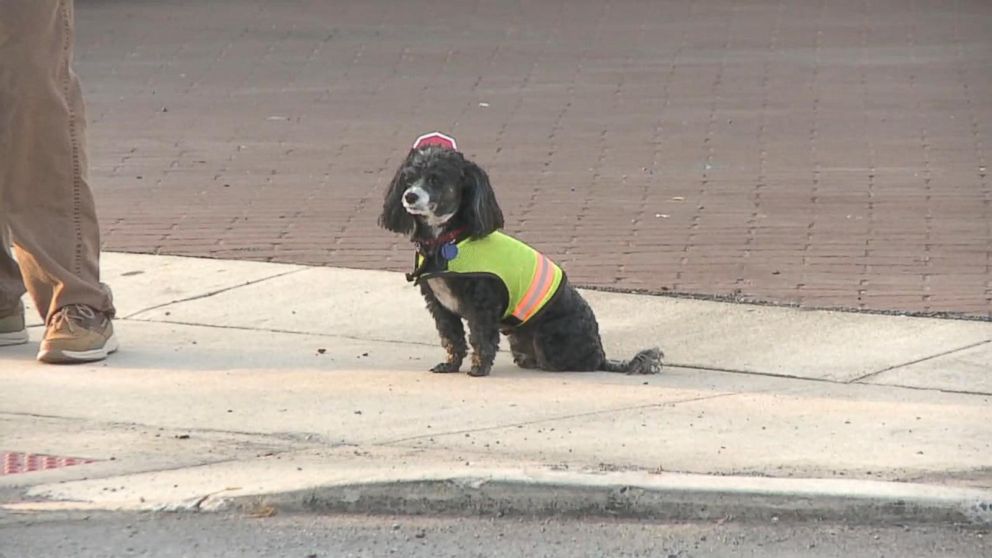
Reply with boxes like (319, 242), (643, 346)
(1, 511), (987, 558)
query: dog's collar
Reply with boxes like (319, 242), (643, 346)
(407, 226), (469, 283)
(414, 226), (469, 254)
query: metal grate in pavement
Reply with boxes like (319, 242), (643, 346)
(1, 451), (96, 476)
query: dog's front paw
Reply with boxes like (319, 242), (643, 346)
(467, 365), (491, 377)
(431, 362), (462, 373)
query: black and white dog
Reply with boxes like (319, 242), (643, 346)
(379, 133), (662, 377)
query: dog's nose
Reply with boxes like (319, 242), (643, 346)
(404, 191), (420, 204)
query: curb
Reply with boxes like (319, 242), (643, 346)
(219, 471), (992, 526)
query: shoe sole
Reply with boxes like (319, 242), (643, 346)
(0, 330), (29, 347)
(37, 334), (119, 364)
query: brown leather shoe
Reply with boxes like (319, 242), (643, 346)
(0, 301), (28, 347)
(37, 304), (118, 364)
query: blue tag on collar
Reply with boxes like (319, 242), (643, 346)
(440, 243), (459, 261)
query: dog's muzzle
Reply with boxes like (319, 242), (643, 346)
(402, 185), (433, 215)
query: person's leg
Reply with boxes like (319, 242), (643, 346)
(0, 218), (27, 315)
(0, 0), (117, 361)
(0, 220), (28, 346)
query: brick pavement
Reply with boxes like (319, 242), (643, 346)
(72, 0), (992, 318)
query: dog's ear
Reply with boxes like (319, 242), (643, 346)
(461, 160), (504, 237)
(379, 150), (416, 234)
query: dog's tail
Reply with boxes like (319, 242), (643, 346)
(599, 347), (663, 375)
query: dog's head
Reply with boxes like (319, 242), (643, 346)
(379, 145), (504, 238)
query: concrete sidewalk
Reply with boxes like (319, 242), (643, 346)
(1, 253), (990, 523)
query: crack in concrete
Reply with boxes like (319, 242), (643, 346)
(119, 317), (435, 348)
(668, 363), (839, 384)
(847, 339), (991, 384)
(374, 392), (740, 448)
(579, 284), (992, 323)
(121, 267), (309, 320)
(668, 363), (992, 396)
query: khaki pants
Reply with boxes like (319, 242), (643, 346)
(0, 0), (114, 322)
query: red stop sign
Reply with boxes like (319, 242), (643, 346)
(413, 131), (458, 151)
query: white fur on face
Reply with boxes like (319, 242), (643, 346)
(403, 180), (455, 231)
(426, 211), (456, 230)
(402, 182), (432, 215)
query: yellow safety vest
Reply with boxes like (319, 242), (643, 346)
(415, 232), (564, 325)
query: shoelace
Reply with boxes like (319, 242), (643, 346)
(49, 304), (97, 334)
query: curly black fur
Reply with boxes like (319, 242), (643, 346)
(380, 143), (663, 377)
(379, 146), (503, 239)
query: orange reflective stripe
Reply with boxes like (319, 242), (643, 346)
(520, 258), (557, 322)
(511, 255), (547, 319)
(512, 255), (553, 321)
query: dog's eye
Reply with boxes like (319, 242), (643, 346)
(426, 175), (439, 186)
